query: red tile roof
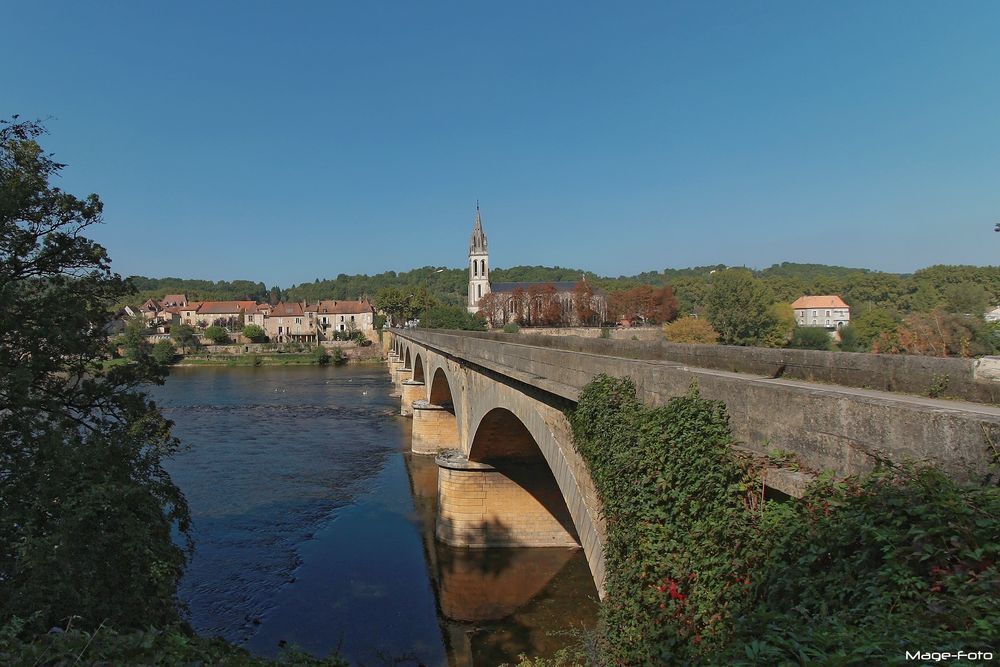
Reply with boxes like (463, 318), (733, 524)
(791, 295), (849, 310)
(196, 300), (258, 315)
(269, 302), (305, 317)
(161, 294), (188, 307)
(309, 300), (373, 315)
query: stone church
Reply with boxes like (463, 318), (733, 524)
(465, 205), (606, 326)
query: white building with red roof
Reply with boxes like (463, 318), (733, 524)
(791, 295), (851, 330)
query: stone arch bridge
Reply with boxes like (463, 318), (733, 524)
(386, 328), (1000, 595)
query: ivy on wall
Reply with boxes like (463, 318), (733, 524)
(568, 375), (1000, 665)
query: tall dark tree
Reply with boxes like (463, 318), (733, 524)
(0, 118), (190, 633)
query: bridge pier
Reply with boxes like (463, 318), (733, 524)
(394, 366), (412, 391)
(435, 451), (580, 549)
(400, 379), (424, 416)
(411, 401), (459, 454)
(387, 356), (402, 396)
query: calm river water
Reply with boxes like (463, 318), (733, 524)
(151, 364), (598, 666)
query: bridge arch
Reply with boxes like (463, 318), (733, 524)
(437, 404), (583, 555)
(411, 365), (462, 455)
(404, 347), (411, 369)
(429, 366), (455, 406)
(412, 353), (425, 383)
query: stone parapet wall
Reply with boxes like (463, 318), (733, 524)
(396, 329), (1000, 483)
(456, 330), (1000, 404)
(510, 326), (663, 342)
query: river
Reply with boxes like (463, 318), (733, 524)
(151, 364), (599, 666)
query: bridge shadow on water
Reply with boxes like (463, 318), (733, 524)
(402, 452), (599, 665)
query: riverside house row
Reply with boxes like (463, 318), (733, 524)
(138, 294), (376, 343)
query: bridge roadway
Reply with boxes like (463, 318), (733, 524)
(385, 328), (1000, 594)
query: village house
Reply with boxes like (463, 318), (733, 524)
(307, 299), (375, 337)
(244, 303), (271, 328)
(791, 295), (851, 331)
(265, 302), (318, 343)
(160, 294), (188, 308)
(180, 302), (203, 326)
(192, 301), (259, 330)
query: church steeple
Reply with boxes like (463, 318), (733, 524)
(467, 203), (490, 313)
(470, 201), (488, 253)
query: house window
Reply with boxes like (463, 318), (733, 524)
(340, 315), (344, 321)
(826, 310), (831, 317)
(295, 318), (301, 324)
(826, 318), (831, 326)
(350, 315), (355, 321)
(812, 310), (817, 317)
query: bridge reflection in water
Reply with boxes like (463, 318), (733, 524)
(404, 451), (598, 665)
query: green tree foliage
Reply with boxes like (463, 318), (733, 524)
(942, 281), (991, 316)
(0, 118), (190, 634)
(787, 326), (833, 351)
(723, 469), (1000, 664)
(763, 302), (796, 348)
(418, 305), (486, 331)
(837, 324), (862, 352)
(851, 308), (901, 351)
(705, 269), (776, 346)
(151, 340), (176, 365)
(203, 324), (229, 344)
(120, 316), (150, 361)
(169, 323), (199, 353)
(124, 276), (267, 309)
(242, 323), (266, 342)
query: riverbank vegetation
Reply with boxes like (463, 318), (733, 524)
(560, 374), (1000, 665)
(0, 118), (346, 665)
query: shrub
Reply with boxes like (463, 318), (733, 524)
(203, 325), (229, 344)
(502, 322), (520, 334)
(787, 326), (832, 350)
(151, 340), (176, 365)
(242, 323), (266, 342)
(663, 316), (720, 344)
(313, 347), (331, 366)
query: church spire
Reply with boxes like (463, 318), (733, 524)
(470, 202), (487, 254)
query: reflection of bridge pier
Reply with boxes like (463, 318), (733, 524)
(401, 449), (588, 665)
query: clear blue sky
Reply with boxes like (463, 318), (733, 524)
(6, 1), (1000, 286)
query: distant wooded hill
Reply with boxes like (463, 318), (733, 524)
(125, 262), (1000, 317)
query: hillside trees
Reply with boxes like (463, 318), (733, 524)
(0, 118), (189, 633)
(705, 269), (776, 345)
